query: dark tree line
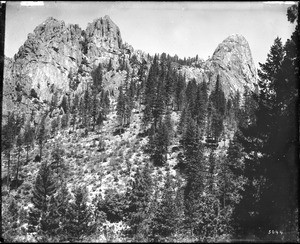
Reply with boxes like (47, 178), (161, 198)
(232, 3), (299, 241)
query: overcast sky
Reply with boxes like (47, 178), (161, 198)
(5, 1), (296, 67)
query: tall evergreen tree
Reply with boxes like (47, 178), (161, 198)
(148, 119), (169, 167)
(2, 112), (23, 191)
(36, 112), (48, 160)
(234, 6), (299, 239)
(64, 185), (96, 242)
(117, 86), (126, 126)
(31, 162), (56, 212)
(124, 163), (152, 241)
(71, 94), (79, 131)
(174, 73), (186, 111)
(82, 88), (90, 127)
(150, 171), (176, 241)
(14, 133), (23, 181)
(50, 142), (65, 174)
(55, 181), (72, 241)
(28, 162), (56, 234)
(24, 119), (35, 163)
(2, 197), (20, 242)
(143, 55), (160, 127)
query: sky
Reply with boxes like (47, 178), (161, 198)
(4, 1), (296, 67)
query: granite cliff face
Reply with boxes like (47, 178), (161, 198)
(3, 17), (257, 119)
(3, 16), (130, 118)
(179, 34), (257, 99)
(85, 15), (123, 58)
(208, 34), (257, 97)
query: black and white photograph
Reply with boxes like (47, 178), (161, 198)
(1, 1), (299, 242)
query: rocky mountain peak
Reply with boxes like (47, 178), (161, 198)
(212, 34), (255, 68)
(33, 17), (66, 39)
(207, 33), (257, 98)
(85, 15), (123, 56)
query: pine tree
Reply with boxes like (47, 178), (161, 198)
(211, 111), (223, 140)
(124, 83), (134, 125)
(39, 195), (60, 240)
(208, 75), (226, 140)
(180, 115), (206, 238)
(24, 119), (35, 163)
(36, 112), (48, 160)
(82, 88), (90, 127)
(117, 86), (126, 126)
(194, 81), (208, 129)
(55, 181), (72, 241)
(2, 112), (17, 191)
(150, 171), (176, 241)
(164, 63), (174, 108)
(124, 163), (152, 240)
(15, 133), (23, 181)
(50, 142), (65, 174)
(174, 73), (186, 111)
(91, 63), (103, 92)
(31, 162), (56, 212)
(207, 152), (216, 193)
(234, 9), (299, 239)
(50, 92), (58, 111)
(185, 78), (197, 113)
(91, 91), (100, 131)
(180, 115), (203, 177)
(164, 109), (174, 142)
(29, 162), (56, 234)
(101, 90), (110, 118)
(64, 185), (96, 242)
(173, 176), (185, 236)
(61, 113), (68, 130)
(148, 120), (169, 167)
(2, 197), (21, 242)
(50, 117), (58, 136)
(143, 56), (159, 127)
(71, 94), (79, 131)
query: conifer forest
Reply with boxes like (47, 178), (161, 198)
(1, 2), (299, 243)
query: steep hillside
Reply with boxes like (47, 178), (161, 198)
(2, 15), (259, 243)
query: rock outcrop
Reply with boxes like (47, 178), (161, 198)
(3, 17), (257, 120)
(13, 17), (83, 102)
(85, 15), (123, 59)
(208, 34), (257, 97)
(179, 34), (257, 99)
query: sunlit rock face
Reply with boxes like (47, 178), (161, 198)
(85, 15), (123, 59)
(10, 17), (82, 105)
(179, 34), (257, 99)
(3, 16), (257, 120)
(3, 16), (125, 117)
(208, 34), (257, 97)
